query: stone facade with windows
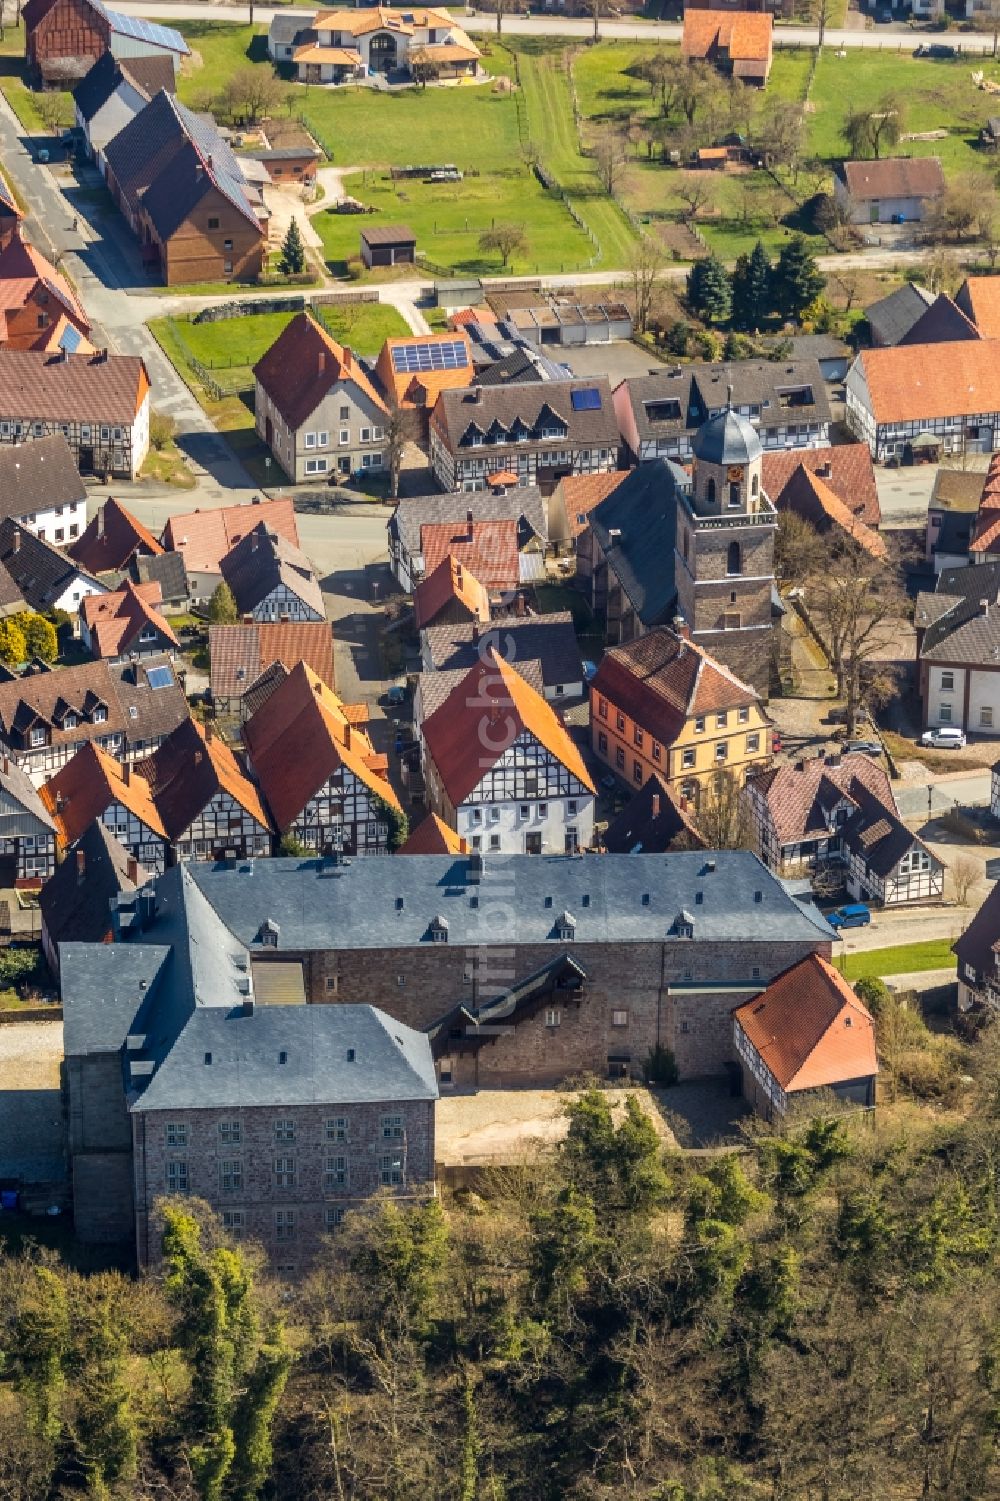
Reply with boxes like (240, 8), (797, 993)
(916, 560), (1000, 734)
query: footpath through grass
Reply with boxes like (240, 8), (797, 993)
(515, 44), (636, 270)
(840, 938), (957, 982)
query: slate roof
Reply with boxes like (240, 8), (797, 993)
(692, 405), (762, 466)
(162, 497), (298, 576)
(268, 9), (314, 45)
(761, 444), (880, 528)
(180, 848), (837, 951)
(110, 655), (189, 749)
(916, 559), (1000, 664)
(602, 772), (703, 854)
(618, 359), (831, 448)
(209, 620), (334, 703)
(243, 661), (399, 829)
(104, 89), (262, 235)
(476, 346), (567, 387)
(0, 434), (85, 523)
(864, 282), (934, 346)
(413, 555), (490, 630)
(39, 822), (145, 955)
(421, 612), (584, 694)
(391, 487), (547, 565)
(418, 517), (520, 592)
(420, 647), (595, 805)
(132, 550), (189, 603)
(854, 340), (1000, 425)
(839, 157), (945, 202)
(70, 495), (164, 575)
(398, 812), (466, 855)
(588, 460), (685, 631)
(80, 579), (177, 659)
(0, 518), (103, 612)
(841, 780), (935, 879)
(898, 292), (980, 347)
(73, 51), (175, 123)
(0, 752), (56, 836)
(430, 378), (619, 454)
(220, 522), (325, 620)
(954, 878), (1000, 978)
(733, 954), (877, 1093)
(748, 752), (897, 849)
(0, 349), (148, 424)
(591, 627), (760, 747)
(134, 719), (272, 837)
(252, 311), (387, 432)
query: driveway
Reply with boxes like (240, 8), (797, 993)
(0, 1020), (66, 1184)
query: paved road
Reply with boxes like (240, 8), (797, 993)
(895, 772), (992, 819)
(109, 1), (1000, 52)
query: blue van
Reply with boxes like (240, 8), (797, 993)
(827, 903), (872, 931)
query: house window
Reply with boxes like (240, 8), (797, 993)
(727, 541), (742, 574)
(616, 712), (626, 732)
(380, 1154), (404, 1186)
(339, 430), (350, 445)
(738, 706), (749, 724)
(324, 1155), (348, 1189)
(29, 727), (46, 748)
(682, 748), (695, 769)
(490, 833), (501, 850)
(694, 716), (705, 733)
(166, 1122), (187, 1147)
(223, 238), (233, 251)
(652, 741), (661, 762)
(273, 1118), (295, 1142)
(381, 1114), (404, 1139)
(598, 697), (608, 720)
(939, 703), (953, 722)
(93, 707), (107, 723)
(325, 1206), (345, 1230)
(316, 431), (329, 447)
(273, 1156), (296, 1188)
(715, 742), (729, 762)
(545, 1008), (561, 1027)
(633, 759), (643, 783)
(940, 671), (955, 691)
(218, 1119), (241, 1144)
(305, 432), (316, 448)
(360, 427), (371, 442)
(208, 216), (220, 229)
(598, 732), (608, 754)
(224, 261), (233, 276)
(219, 1160), (243, 1192)
(340, 405), (350, 420)
(612, 1009), (628, 1027)
(716, 712), (727, 728)
(633, 726), (644, 748)
(615, 747), (625, 769)
(982, 706), (994, 728)
(222, 1210), (245, 1237)
(305, 458), (328, 474)
(538, 803), (548, 818)
(568, 800), (578, 816)
(166, 1160), (188, 1193)
(274, 1210), (295, 1241)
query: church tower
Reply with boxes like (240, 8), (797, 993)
(673, 394), (777, 696)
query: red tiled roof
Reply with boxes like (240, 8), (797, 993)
(251, 312), (387, 433)
(419, 517), (520, 590)
(0, 236), (89, 331)
(374, 332), (473, 410)
(208, 620), (334, 702)
(449, 306), (496, 329)
(747, 752), (896, 849)
(682, 7), (772, 62)
(957, 275), (1000, 339)
(421, 646), (594, 806)
(398, 811), (467, 854)
(40, 740), (167, 845)
(775, 465), (887, 560)
(134, 718), (272, 837)
(590, 627), (760, 749)
(761, 444), (880, 528)
(70, 497), (163, 574)
(557, 470), (629, 539)
(856, 340), (1000, 425)
(840, 156), (945, 203)
(413, 554), (491, 631)
(0, 349), (149, 425)
(80, 579), (178, 659)
(162, 497), (299, 576)
(243, 660), (399, 830)
(733, 954), (878, 1094)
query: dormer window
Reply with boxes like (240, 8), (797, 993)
(430, 915), (449, 943)
(93, 706), (107, 723)
(63, 713), (77, 730)
(673, 909), (695, 939)
(555, 910), (576, 942)
(29, 726), (46, 748)
(259, 918), (280, 947)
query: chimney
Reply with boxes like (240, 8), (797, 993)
(651, 793), (660, 818)
(343, 722), (351, 751)
(471, 619), (480, 644)
(816, 459), (832, 479)
(674, 620), (691, 642)
(76, 848), (85, 884)
(122, 763), (130, 785)
(126, 857), (139, 884)
(318, 350), (326, 377)
(243, 995), (254, 1017)
(205, 722), (213, 742)
(342, 347), (351, 368)
(1, 756), (7, 775)
(515, 592), (526, 617)
(12, 531), (19, 553)
(470, 386), (482, 403)
(97, 507), (105, 538)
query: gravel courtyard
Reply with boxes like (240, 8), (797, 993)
(0, 1020), (66, 1183)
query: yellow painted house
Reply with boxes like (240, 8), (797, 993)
(589, 625), (770, 806)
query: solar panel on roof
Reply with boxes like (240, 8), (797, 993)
(570, 387), (602, 411)
(106, 7), (187, 51)
(390, 339), (468, 375)
(59, 325), (83, 354)
(147, 665), (173, 690)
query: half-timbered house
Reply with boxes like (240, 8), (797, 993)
(208, 621), (334, 718)
(418, 646), (596, 854)
(79, 579), (178, 662)
(0, 237), (91, 354)
(133, 718), (273, 861)
(0, 180), (23, 254)
(0, 655), (189, 784)
(39, 822), (145, 976)
(70, 494), (164, 576)
(243, 661), (400, 856)
(163, 496), (299, 603)
(0, 518), (105, 618)
(41, 740), (169, 872)
(0, 753), (58, 882)
(220, 523), (326, 624)
(0, 349), (150, 479)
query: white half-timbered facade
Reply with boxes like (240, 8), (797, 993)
(0, 351), (151, 480)
(442, 733), (595, 856)
(172, 788), (273, 861)
(844, 834), (945, 908)
(95, 799), (169, 873)
(284, 765), (390, 856)
(247, 580), (324, 624)
(0, 759), (57, 881)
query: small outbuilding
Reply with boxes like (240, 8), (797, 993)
(360, 223), (416, 269)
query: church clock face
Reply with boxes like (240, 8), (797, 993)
(727, 466), (743, 483)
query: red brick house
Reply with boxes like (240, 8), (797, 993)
(0, 236), (92, 354)
(0, 180), (23, 254)
(23, 0), (188, 86)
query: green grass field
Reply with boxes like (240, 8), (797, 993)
(840, 938), (957, 982)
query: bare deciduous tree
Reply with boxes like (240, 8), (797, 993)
(478, 222), (527, 268)
(950, 854), (981, 908)
(627, 235), (667, 335)
(594, 126), (630, 196)
(222, 64), (285, 125)
(692, 769), (758, 852)
(671, 170), (718, 222)
(384, 407), (408, 502)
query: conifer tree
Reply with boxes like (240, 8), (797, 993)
(279, 217), (306, 276)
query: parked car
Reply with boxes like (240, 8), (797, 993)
(845, 739), (882, 758)
(582, 660), (598, 683)
(914, 43), (956, 58)
(599, 773), (618, 793)
(384, 684), (409, 708)
(921, 727), (967, 750)
(826, 707), (871, 726)
(771, 731), (783, 754)
(827, 903), (872, 931)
